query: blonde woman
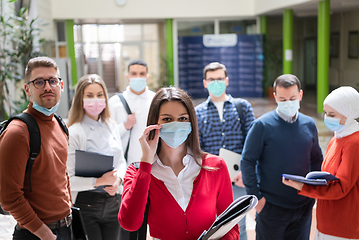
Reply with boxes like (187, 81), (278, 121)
(67, 74), (126, 240)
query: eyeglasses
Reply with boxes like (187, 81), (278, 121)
(27, 77), (62, 89)
(205, 77), (226, 82)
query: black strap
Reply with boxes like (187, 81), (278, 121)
(0, 112), (68, 192)
(233, 98), (245, 133)
(2, 113), (41, 192)
(54, 113), (69, 138)
(129, 162), (149, 240)
(117, 93), (132, 161)
(117, 93), (132, 115)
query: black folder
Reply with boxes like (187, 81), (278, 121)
(75, 150), (114, 178)
(198, 195), (258, 240)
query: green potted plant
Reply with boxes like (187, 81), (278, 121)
(0, 0), (45, 120)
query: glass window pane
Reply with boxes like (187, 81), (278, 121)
(219, 20), (257, 34)
(73, 25), (82, 42)
(119, 44), (141, 91)
(101, 44), (117, 93)
(82, 24), (98, 43)
(58, 46), (67, 58)
(75, 43), (85, 79)
(98, 25), (122, 43)
(83, 43), (99, 74)
(143, 42), (159, 89)
(56, 22), (66, 42)
(178, 21), (214, 36)
(143, 24), (158, 41)
(123, 24), (141, 41)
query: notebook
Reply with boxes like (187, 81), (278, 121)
(198, 195), (258, 240)
(75, 150), (114, 178)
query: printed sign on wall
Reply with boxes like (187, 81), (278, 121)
(178, 34), (264, 99)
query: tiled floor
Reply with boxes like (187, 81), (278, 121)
(0, 95), (332, 240)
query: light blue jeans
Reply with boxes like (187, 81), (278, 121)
(233, 184), (247, 240)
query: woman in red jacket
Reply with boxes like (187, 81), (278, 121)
(119, 87), (239, 240)
(283, 86), (359, 240)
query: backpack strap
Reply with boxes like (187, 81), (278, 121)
(5, 113), (41, 192)
(117, 92), (132, 161)
(129, 162), (150, 240)
(0, 112), (68, 193)
(233, 98), (245, 133)
(54, 113), (69, 138)
(117, 92), (132, 115)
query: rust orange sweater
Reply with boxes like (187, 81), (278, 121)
(0, 103), (72, 233)
(300, 131), (359, 239)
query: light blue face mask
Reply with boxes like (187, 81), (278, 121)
(129, 77), (147, 92)
(207, 80), (226, 97)
(32, 101), (60, 116)
(277, 100), (300, 117)
(324, 115), (344, 132)
(159, 122), (192, 148)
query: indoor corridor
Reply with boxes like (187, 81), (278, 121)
(0, 94), (333, 240)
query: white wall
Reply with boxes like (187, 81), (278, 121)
(50, 0), (254, 19)
(50, 0), (319, 20)
(254, 0), (314, 15)
(35, 0), (55, 41)
(329, 10), (359, 88)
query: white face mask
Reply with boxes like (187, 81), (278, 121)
(33, 101), (60, 116)
(277, 100), (300, 117)
(129, 77), (147, 92)
(159, 122), (192, 148)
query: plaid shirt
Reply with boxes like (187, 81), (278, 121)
(195, 95), (255, 155)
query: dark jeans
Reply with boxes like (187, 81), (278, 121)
(75, 191), (120, 240)
(233, 184), (247, 240)
(255, 200), (315, 240)
(12, 224), (73, 240)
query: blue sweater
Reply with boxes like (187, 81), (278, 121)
(241, 110), (323, 209)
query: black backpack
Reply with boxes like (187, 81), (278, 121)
(0, 112), (69, 214)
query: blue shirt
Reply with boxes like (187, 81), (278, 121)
(195, 95), (255, 155)
(241, 110), (323, 209)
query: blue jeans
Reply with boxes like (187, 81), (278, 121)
(12, 224), (73, 240)
(233, 184), (247, 240)
(255, 200), (314, 240)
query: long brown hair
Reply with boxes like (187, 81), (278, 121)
(147, 87), (206, 166)
(67, 74), (111, 127)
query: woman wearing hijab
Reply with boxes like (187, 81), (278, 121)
(283, 86), (359, 240)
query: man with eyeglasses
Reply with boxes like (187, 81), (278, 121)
(0, 57), (72, 240)
(195, 62), (255, 240)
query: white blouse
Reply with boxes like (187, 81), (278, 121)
(151, 151), (202, 211)
(67, 115), (126, 201)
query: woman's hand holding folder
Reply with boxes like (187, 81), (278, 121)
(94, 169), (118, 188)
